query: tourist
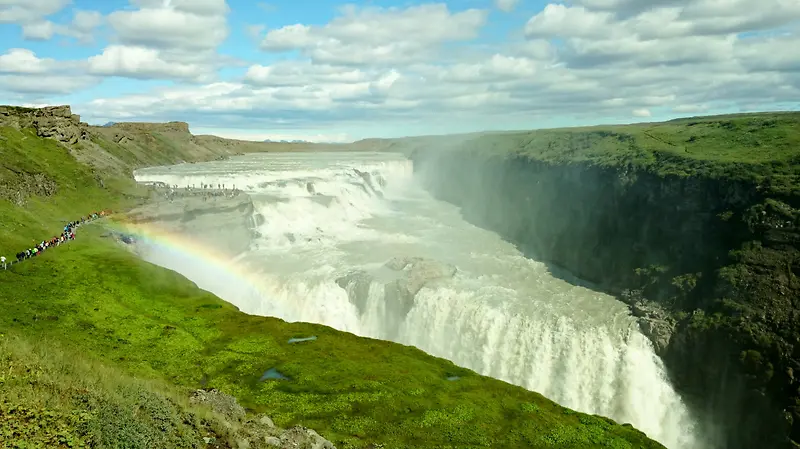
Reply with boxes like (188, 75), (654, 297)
(3, 210), (108, 270)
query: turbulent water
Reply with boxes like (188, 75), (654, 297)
(134, 151), (714, 449)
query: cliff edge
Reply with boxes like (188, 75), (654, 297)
(408, 111), (800, 449)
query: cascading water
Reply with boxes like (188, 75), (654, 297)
(133, 151), (718, 449)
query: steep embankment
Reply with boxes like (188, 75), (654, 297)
(0, 105), (664, 448)
(406, 112), (800, 449)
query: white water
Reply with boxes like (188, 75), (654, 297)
(134, 152), (714, 449)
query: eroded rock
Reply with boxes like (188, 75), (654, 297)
(190, 389), (337, 449)
(189, 388), (246, 423)
(630, 300), (675, 354)
(279, 426), (336, 449)
(0, 105), (89, 146)
(384, 256), (457, 296)
(336, 257), (457, 325)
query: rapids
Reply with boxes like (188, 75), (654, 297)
(133, 151), (716, 449)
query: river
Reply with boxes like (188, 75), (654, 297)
(134, 151), (714, 449)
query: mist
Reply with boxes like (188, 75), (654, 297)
(129, 150), (719, 449)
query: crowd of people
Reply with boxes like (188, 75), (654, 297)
(1, 210), (110, 270)
(147, 182), (242, 203)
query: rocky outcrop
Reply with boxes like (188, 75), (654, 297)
(0, 105), (89, 145)
(336, 256), (457, 338)
(412, 146), (800, 449)
(124, 189), (257, 258)
(383, 256), (457, 316)
(0, 171), (58, 206)
(620, 289), (675, 354)
(189, 389), (336, 449)
(109, 121), (191, 134)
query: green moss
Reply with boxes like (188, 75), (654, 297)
(420, 112), (800, 196)
(0, 119), (665, 448)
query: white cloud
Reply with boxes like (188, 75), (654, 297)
(244, 61), (373, 86)
(0, 49), (58, 74)
(88, 0), (230, 81)
(65, 10), (104, 43)
(525, 5), (615, 39)
(0, 0), (84, 42)
(0, 0), (69, 24)
(108, 6), (228, 51)
(0, 48), (97, 98)
(495, 0), (520, 12)
(673, 104), (709, 113)
(1, 0), (103, 43)
(21, 20), (57, 40)
(261, 4), (488, 65)
(192, 128), (352, 143)
(88, 45), (212, 81)
(4, 0), (800, 137)
(0, 74), (96, 95)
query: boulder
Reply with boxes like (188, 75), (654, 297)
(630, 300), (675, 354)
(638, 318), (674, 354)
(189, 388), (246, 423)
(278, 426), (336, 449)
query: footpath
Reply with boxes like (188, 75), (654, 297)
(1, 210), (111, 270)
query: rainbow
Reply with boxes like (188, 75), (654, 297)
(104, 219), (266, 291)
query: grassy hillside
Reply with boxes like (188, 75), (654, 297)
(0, 110), (663, 448)
(378, 111), (800, 196)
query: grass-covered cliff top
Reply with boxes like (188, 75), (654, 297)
(384, 111), (800, 196)
(0, 109), (664, 448)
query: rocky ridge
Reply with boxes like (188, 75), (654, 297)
(0, 105), (88, 145)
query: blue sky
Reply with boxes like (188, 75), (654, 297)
(0, 0), (798, 142)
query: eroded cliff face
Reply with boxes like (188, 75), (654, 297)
(412, 147), (800, 449)
(124, 190), (257, 258)
(0, 105), (89, 145)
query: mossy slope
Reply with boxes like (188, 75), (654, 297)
(0, 112), (662, 448)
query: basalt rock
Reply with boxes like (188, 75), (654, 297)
(0, 105), (89, 145)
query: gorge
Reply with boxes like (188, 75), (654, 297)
(2, 105), (798, 448)
(129, 151), (710, 449)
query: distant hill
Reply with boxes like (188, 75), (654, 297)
(264, 139), (310, 143)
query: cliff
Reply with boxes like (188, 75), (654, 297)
(406, 111), (800, 449)
(0, 105), (664, 448)
(124, 189), (257, 257)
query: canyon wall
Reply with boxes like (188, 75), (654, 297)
(408, 124), (800, 449)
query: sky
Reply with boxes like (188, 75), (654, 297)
(0, 0), (798, 142)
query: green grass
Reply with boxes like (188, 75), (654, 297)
(407, 111), (800, 196)
(0, 333), (233, 449)
(0, 118), (665, 448)
(0, 226), (662, 448)
(0, 126), (145, 251)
